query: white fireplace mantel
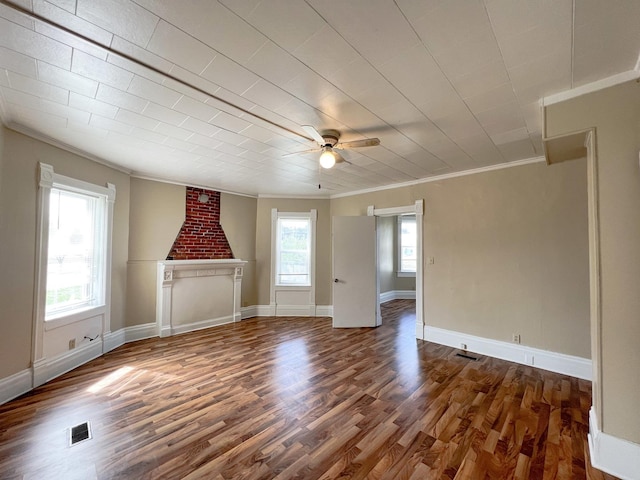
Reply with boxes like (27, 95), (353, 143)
(156, 259), (246, 337)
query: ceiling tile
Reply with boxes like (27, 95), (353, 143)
(72, 50), (134, 89)
(307, 0), (420, 67)
(33, 0), (113, 47)
(89, 113), (134, 134)
(146, 20), (216, 74)
(181, 116), (220, 137)
(96, 83), (148, 112)
(242, 79), (293, 112)
(293, 24), (360, 78)
(173, 95), (220, 123)
(0, 16), (72, 69)
(7, 70), (69, 103)
(127, 75), (181, 107)
(153, 121), (193, 141)
(0, 46), (37, 77)
(142, 101), (188, 126)
(244, 41), (305, 86)
(37, 60), (98, 97)
(133, 0), (268, 63)
(115, 108), (160, 130)
(76, 0), (159, 47)
(200, 54), (259, 96)
(69, 91), (119, 118)
(47, 0), (76, 14)
(464, 82), (518, 114)
(232, 0), (324, 52)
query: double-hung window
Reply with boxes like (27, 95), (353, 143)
(398, 215), (416, 276)
(275, 215), (312, 286)
(46, 187), (107, 318)
(36, 163), (115, 323)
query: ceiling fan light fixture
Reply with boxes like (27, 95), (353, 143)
(319, 147), (336, 169)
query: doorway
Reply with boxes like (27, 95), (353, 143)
(368, 201), (424, 340)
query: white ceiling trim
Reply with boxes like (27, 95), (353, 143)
(330, 156), (546, 199)
(257, 193), (328, 200)
(130, 174), (258, 198)
(542, 70), (640, 106)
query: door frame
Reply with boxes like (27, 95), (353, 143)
(367, 200), (424, 339)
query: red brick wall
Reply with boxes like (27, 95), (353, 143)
(167, 187), (234, 260)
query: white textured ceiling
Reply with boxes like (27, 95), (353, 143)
(0, 0), (639, 197)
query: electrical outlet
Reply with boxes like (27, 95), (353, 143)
(68, 338), (76, 350)
(512, 333), (520, 344)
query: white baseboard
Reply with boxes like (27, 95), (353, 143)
(0, 369), (32, 405)
(380, 290), (416, 303)
(33, 340), (104, 388)
(588, 408), (640, 480)
(275, 304), (316, 317)
(241, 305), (258, 319)
(424, 325), (592, 380)
(170, 315), (235, 335)
(104, 323), (157, 353)
(257, 304), (276, 316)
(244, 305), (333, 318)
(315, 305), (333, 317)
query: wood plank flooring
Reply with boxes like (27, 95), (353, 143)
(0, 300), (618, 479)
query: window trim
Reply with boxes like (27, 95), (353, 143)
(275, 214), (313, 287)
(269, 209), (317, 313)
(33, 163), (115, 355)
(397, 214), (417, 278)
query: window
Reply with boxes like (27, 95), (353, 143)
(398, 215), (416, 276)
(36, 163), (115, 323)
(46, 188), (106, 318)
(275, 216), (312, 286)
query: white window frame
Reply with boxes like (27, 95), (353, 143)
(397, 214), (417, 278)
(33, 163), (115, 360)
(274, 214), (313, 287)
(270, 209), (317, 316)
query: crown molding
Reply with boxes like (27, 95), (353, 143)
(257, 194), (330, 200)
(542, 70), (640, 106)
(130, 174), (258, 198)
(330, 156), (546, 199)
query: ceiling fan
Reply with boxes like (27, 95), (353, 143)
(285, 126), (381, 169)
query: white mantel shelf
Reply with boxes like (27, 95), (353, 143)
(156, 259), (246, 337)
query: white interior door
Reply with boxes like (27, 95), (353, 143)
(332, 216), (379, 328)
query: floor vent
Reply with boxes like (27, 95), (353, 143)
(69, 421), (92, 446)
(456, 352), (479, 361)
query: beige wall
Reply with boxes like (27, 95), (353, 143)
(0, 129), (130, 378)
(332, 160), (590, 359)
(220, 192), (257, 306)
(255, 197), (331, 306)
(125, 181), (259, 325)
(377, 216), (395, 294)
(545, 80), (640, 444)
(126, 178), (185, 327)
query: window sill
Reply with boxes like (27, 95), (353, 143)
(45, 305), (106, 330)
(397, 271), (416, 278)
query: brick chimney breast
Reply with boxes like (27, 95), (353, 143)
(167, 187), (234, 260)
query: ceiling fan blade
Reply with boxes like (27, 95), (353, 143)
(282, 148), (319, 158)
(333, 151), (346, 163)
(337, 138), (380, 149)
(301, 125), (326, 145)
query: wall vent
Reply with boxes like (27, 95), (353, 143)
(69, 421), (92, 446)
(455, 352), (479, 361)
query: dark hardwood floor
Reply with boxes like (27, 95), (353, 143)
(0, 300), (617, 479)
